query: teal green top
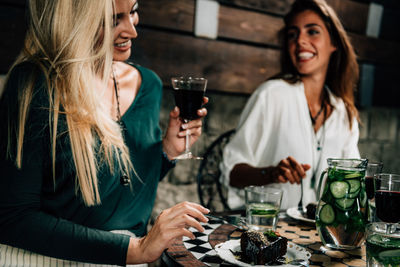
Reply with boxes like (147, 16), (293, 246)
(0, 61), (174, 265)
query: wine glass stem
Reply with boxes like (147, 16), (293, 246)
(184, 119), (190, 155)
(185, 129), (190, 154)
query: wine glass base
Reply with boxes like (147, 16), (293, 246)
(174, 152), (203, 160)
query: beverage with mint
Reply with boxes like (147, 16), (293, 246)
(316, 158), (368, 250)
(366, 223), (400, 266)
(245, 186), (282, 231)
(247, 202), (279, 231)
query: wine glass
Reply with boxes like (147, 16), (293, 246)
(374, 173), (400, 233)
(365, 162), (383, 222)
(171, 77), (207, 160)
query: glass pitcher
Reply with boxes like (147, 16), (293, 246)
(316, 158), (368, 250)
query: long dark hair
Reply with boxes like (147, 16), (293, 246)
(277, 0), (359, 128)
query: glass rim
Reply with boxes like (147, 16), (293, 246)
(374, 173), (400, 181)
(368, 161), (383, 167)
(327, 158), (368, 168)
(244, 186), (283, 195)
(327, 158), (368, 163)
(171, 77), (207, 82)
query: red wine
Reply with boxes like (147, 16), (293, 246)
(365, 176), (374, 200)
(375, 190), (400, 223)
(174, 89), (204, 121)
(365, 176), (382, 200)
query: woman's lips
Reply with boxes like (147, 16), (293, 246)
(114, 40), (131, 52)
(297, 51), (315, 62)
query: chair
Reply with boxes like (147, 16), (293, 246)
(197, 129), (235, 212)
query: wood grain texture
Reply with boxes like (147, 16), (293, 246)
(218, 5), (284, 47)
(349, 33), (400, 65)
(218, 0), (295, 16)
(326, 0), (369, 34)
(131, 28), (281, 94)
(139, 0), (194, 33)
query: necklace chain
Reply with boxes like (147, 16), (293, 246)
(112, 64), (130, 186)
(112, 66), (123, 123)
(309, 89), (327, 125)
(309, 101), (325, 125)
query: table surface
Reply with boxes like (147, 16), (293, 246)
(162, 215), (366, 267)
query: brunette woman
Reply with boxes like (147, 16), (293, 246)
(221, 0), (360, 210)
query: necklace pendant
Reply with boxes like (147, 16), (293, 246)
(120, 173), (130, 186)
(317, 141), (322, 151)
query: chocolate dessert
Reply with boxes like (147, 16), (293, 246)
(240, 230), (288, 265)
(306, 202), (317, 219)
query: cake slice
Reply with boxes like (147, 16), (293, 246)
(240, 230), (288, 265)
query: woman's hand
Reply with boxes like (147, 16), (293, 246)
(126, 202), (210, 264)
(162, 97), (208, 159)
(272, 156), (311, 184)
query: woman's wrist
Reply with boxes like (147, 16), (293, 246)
(126, 237), (144, 264)
(162, 139), (178, 160)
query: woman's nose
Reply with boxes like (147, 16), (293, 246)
(120, 16), (138, 39)
(296, 31), (307, 45)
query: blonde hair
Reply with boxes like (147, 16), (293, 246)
(5, 0), (133, 206)
(279, 0), (359, 128)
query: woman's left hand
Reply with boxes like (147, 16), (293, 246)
(162, 97), (208, 160)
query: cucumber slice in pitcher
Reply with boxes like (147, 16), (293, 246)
(347, 189), (360, 199)
(335, 198), (355, 210)
(330, 181), (349, 198)
(319, 204), (335, 224)
(344, 172), (363, 179)
(346, 179), (361, 198)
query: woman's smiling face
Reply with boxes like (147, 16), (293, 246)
(287, 10), (337, 78)
(112, 0), (139, 61)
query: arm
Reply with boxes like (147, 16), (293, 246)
(222, 83), (310, 188)
(125, 202), (209, 264)
(162, 97), (208, 159)
(0, 65), (129, 265)
(230, 158), (311, 188)
(230, 164), (278, 188)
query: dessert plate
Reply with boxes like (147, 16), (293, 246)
(286, 207), (315, 223)
(215, 239), (311, 267)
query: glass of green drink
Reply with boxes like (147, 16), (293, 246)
(366, 222), (400, 266)
(244, 186), (283, 231)
(316, 158), (368, 250)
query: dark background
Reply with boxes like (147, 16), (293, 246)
(1, 0), (399, 107)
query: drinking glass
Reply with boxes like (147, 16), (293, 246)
(365, 162), (383, 222)
(171, 77), (207, 160)
(374, 174), (400, 234)
(244, 186), (283, 231)
(366, 222), (400, 266)
(316, 158), (368, 250)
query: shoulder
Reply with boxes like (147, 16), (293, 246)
(327, 89), (357, 129)
(125, 62), (162, 90)
(327, 89), (347, 115)
(253, 79), (301, 102)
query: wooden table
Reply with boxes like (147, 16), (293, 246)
(162, 215), (366, 266)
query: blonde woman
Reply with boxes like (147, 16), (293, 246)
(0, 0), (209, 265)
(221, 0), (360, 210)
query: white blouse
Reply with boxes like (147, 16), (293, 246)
(220, 79), (360, 210)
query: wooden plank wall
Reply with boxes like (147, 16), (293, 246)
(1, 0), (399, 106)
(130, 0), (400, 106)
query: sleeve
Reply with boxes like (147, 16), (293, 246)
(342, 117), (360, 158)
(160, 150), (176, 180)
(220, 82), (278, 187)
(0, 64), (130, 266)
